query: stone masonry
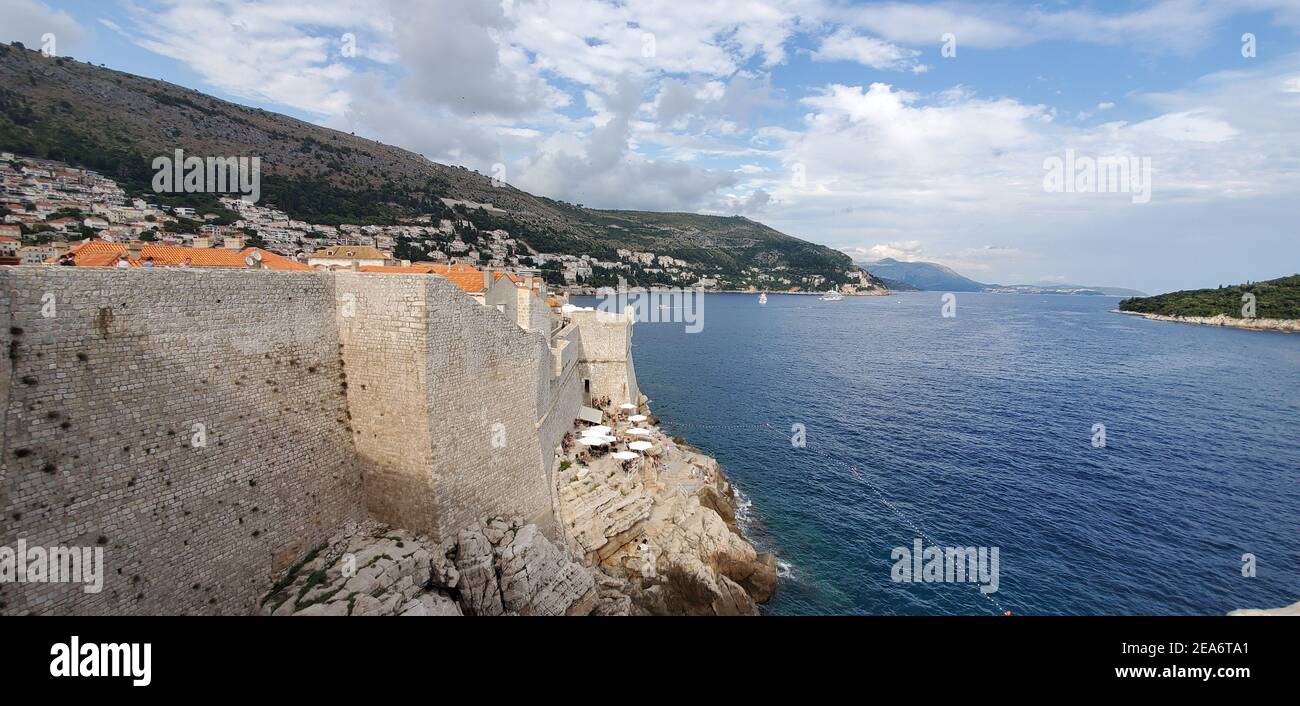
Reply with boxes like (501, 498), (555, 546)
(0, 267), (633, 615)
(0, 268), (365, 615)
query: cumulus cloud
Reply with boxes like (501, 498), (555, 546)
(511, 80), (738, 211)
(0, 0), (85, 53)
(841, 241), (925, 262)
(724, 189), (773, 215)
(811, 29), (925, 72)
(90, 0), (1300, 285)
(112, 0), (378, 116)
(387, 0), (564, 118)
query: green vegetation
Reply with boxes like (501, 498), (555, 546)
(1119, 275), (1300, 319)
(0, 91), (242, 224)
(0, 43), (870, 287)
(258, 174), (447, 225)
(260, 542), (326, 611)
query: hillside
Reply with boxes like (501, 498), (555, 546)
(0, 43), (877, 290)
(875, 276), (922, 292)
(858, 258), (986, 291)
(1118, 275), (1300, 319)
(858, 257), (1144, 296)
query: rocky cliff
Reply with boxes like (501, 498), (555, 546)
(263, 400), (777, 617)
(1122, 312), (1300, 333)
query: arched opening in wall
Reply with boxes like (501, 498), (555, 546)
(583, 378), (591, 404)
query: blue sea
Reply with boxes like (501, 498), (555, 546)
(583, 291), (1300, 615)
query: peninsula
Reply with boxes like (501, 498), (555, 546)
(1117, 274), (1300, 334)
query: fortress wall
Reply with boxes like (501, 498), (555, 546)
(419, 275), (557, 539)
(334, 273), (440, 537)
(570, 310), (641, 405)
(0, 268), (625, 614)
(0, 268), (365, 615)
(536, 348), (582, 503)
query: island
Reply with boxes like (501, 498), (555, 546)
(1117, 274), (1300, 333)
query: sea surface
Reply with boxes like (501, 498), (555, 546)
(579, 291), (1300, 615)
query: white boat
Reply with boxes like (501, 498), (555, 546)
(758, 292), (768, 304)
(818, 291), (844, 301)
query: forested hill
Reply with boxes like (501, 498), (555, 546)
(0, 43), (877, 289)
(1119, 275), (1300, 319)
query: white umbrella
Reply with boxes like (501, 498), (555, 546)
(611, 451), (639, 461)
(627, 414), (647, 422)
(619, 403), (636, 410)
(626, 428), (650, 437)
(628, 440), (654, 452)
(578, 437), (611, 446)
(580, 425), (612, 436)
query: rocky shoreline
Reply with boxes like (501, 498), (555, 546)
(1117, 310), (1300, 333)
(262, 399), (776, 616)
(552, 407), (777, 615)
(1228, 599), (1300, 616)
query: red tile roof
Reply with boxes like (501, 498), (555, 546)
(357, 262), (490, 294)
(59, 241), (312, 270)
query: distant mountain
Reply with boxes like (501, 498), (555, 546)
(858, 258), (985, 291)
(0, 44), (877, 290)
(875, 276), (922, 292)
(856, 257), (1144, 296)
(1119, 275), (1300, 319)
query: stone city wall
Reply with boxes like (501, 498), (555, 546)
(0, 268), (634, 614)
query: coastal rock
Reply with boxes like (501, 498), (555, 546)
(400, 590), (463, 617)
(648, 497), (761, 615)
(1228, 599), (1300, 616)
(497, 524), (599, 616)
(656, 550), (757, 616)
(1129, 312), (1300, 333)
(742, 553), (779, 604)
(697, 484), (736, 529)
(451, 526), (506, 616)
(556, 462), (654, 560)
(551, 421), (777, 615)
(261, 523), (440, 617)
(264, 517), (614, 617)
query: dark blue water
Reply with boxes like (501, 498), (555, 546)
(581, 292), (1300, 615)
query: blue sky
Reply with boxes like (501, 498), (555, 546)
(5, 0), (1300, 292)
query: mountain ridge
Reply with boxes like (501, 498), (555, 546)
(856, 257), (1144, 296)
(0, 43), (880, 290)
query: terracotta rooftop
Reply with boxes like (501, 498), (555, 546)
(357, 262), (489, 294)
(59, 241), (313, 270)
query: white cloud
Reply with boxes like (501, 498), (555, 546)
(811, 29), (923, 72)
(85, 0), (1300, 287)
(114, 0), (377, 116)
(1125, 111), (1238, 143)
(841, 241), (925, 262)
(0, 0), (85, 53)
(387, 0), (565, 118)
(834, 2), (1028, 49)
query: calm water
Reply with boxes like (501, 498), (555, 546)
(582, 291), (1300, 615)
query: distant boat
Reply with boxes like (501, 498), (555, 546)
(819, 291), (844, 301)
(758, 292), (768, 304)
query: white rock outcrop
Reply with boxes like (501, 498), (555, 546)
(1129, 312), (1300, 333)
